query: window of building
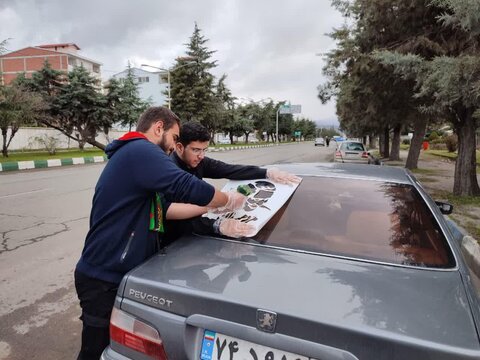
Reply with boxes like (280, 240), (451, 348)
(137, 76), (150, 83)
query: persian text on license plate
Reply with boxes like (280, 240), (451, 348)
(200, 330), (310, 360)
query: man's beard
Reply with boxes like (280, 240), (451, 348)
(157, 133), (173, 155)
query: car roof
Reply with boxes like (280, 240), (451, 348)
(271, 162), (412, 184)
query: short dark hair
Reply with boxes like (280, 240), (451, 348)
(136, 107), (180, 133)
(179, 121), (211, 146)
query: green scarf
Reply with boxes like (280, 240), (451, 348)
(149, 193), (165, 233)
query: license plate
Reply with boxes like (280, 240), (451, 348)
(200, 330), (309, 360)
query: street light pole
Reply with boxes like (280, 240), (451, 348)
(276, 108), (279, 145)
(141, 64), (171, 109)
(166, 70), (171, 109)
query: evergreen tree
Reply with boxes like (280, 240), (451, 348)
(106, 64), (150, 132)
(53, 66), (108, 150)
(375, 0), (480, 195)
(319, 0), (439, 163)
(171, 23), (217, 131)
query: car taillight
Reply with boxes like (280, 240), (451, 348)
(361, 152), (369, 158)
(110, 308), (167, 360)
(335, 151), (342, 157)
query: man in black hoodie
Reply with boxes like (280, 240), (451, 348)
(166, 122), (300, 241)
(74, 107), (246, 359)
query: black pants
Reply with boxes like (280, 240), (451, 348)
(75, 270), (119, 360)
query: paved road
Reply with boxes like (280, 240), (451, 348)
(0, 142), (333, 359)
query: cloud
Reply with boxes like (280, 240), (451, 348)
(0, 0), (342, 124)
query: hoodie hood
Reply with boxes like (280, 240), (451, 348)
(105, 132), (148, 159)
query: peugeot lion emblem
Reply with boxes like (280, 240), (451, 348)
(256, 309), (277, 333)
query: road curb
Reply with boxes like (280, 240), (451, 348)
(0, 143), (284, 172)
(462, 235), (480, 278)
(0, 155), (108, 172)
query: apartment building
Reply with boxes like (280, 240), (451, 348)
(0, 43), (102, 84)
(112, 67), (169, 107)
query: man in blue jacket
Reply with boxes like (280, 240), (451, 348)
(74, 107), (245, 359)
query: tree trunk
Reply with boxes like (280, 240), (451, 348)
(86, 139), (106, 151)
(389, 124), (401, 161)
(369, 134), (377, 149)
(405, 117), (427, 170)
(379, 132), (384, 156)
(244, 132), (250, 144)
(453, 112), (480, 196)
(380, 126), (390, 158)
(1, 127), (8, 157)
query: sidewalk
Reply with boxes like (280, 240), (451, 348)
(382, 149), (480, 277)
(0, 143), (276, 172)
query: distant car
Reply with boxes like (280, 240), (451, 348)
(334, 140), (372, 164)
(314, 137), (325, 146)
(101, 163), (479, 360)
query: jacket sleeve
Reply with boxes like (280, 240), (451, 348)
(133, 142), (215, 206)
(201, 157), (267, 180)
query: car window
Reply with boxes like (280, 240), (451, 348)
(346, 142), (365, 151)
(253, 177), (455, 268)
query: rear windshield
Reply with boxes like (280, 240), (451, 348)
(253, 176), (455, 268)
(341, 142), (365, 151)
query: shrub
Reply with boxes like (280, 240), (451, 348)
(30, 134), (60, 155)
(402, 138), (411, 145)
(445, 134), (458, 152)
(430, 143), (447, 150)
(428, 131), (439, 141)
(430, 137), (445, 144)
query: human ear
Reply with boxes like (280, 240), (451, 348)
(175, 142), (184, 155)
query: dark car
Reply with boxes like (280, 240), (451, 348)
(102, 163), (480, 360)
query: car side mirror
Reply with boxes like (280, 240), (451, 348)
(435, 201), (453, 215)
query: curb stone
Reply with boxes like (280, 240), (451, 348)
(0, 155), (108, 172)
(0, 143), (281, 172)
(462, 235), (480, 279)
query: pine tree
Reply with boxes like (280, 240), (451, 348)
(171, 23), (217, 131)
(53, 66), (108, 150)
(106, 64), (149, 132)
(375, 0), (480, 195)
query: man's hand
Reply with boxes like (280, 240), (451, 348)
(266, 168), (301, 185)
(224, 191), (247, 211)
(219, 218), (256, 238)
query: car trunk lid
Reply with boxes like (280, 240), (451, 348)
(123, 236), (479, 357)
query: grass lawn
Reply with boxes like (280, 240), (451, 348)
(431, 189), (480, 241)
(427, 149), (480, 163)
(1, 148), (105, 163)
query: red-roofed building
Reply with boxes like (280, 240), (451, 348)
(0, 43), (102, 85)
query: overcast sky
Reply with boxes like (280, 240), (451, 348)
(0, 0), (344, 127)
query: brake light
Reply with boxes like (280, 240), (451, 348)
(361, 152), (369, 158)
(335, 151), (342, 157)
(110, 308), (167, 360)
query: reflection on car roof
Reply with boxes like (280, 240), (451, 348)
(270, 163), (412, 184)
